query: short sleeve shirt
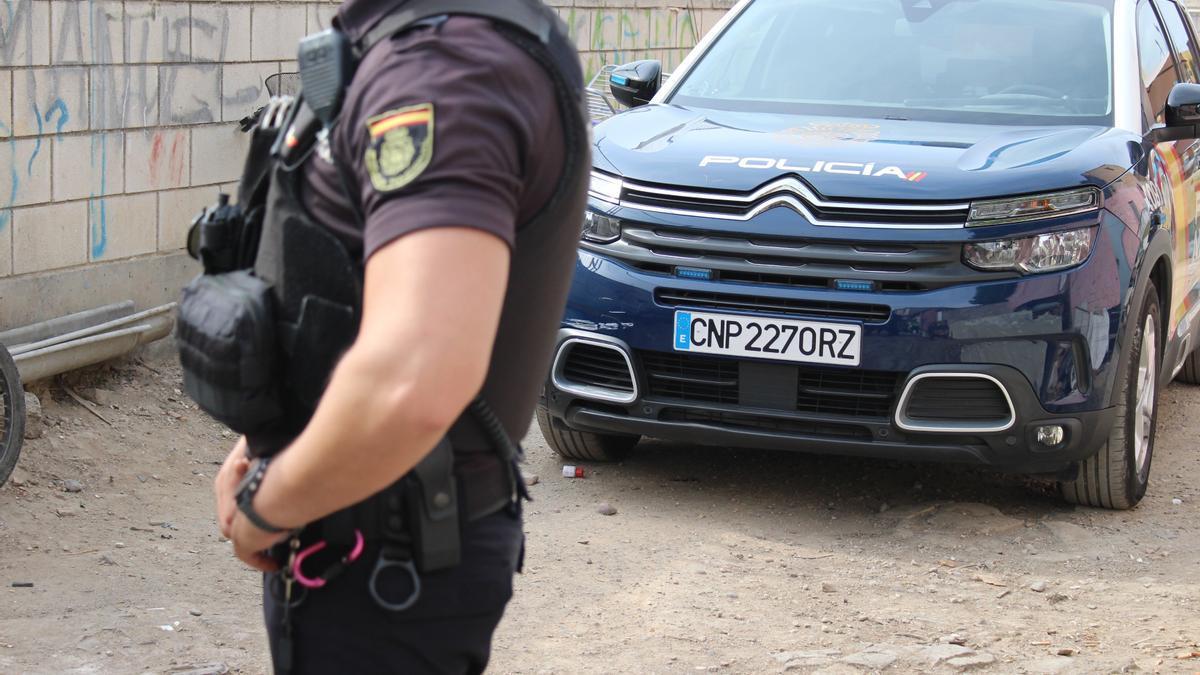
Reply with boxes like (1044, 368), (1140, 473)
(299, 2), (576, 476)
(302, 9), (565, 262)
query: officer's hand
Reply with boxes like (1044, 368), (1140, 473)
(214, 438), (251, 539)
(229, 512), (287, 573)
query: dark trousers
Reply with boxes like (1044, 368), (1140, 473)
(263, 509), (523, 674)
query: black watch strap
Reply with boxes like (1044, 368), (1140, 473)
(237, 459), (290, 534)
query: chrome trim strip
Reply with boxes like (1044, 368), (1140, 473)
(616, 176), (969, 229)
(625, 177), (970, 212)
(894, 372), (1017, 433)
(550, 332), (640, 405)
(625, 197), (965, 229)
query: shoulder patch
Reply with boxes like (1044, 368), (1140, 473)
(364, 104), (435, 192)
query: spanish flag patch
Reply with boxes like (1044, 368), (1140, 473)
(364, 103), (435, 192)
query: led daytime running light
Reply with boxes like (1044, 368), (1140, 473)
(967, 188), (1100, 226)
(589, 171), (624, 204)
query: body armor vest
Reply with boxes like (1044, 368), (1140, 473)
(245, 0), (589, 456)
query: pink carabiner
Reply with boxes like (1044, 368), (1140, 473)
(293, 529), (365, 589)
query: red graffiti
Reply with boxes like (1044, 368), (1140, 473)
(169, 133), (186, 185)
(147, 131), (187, 187)
(149, 133), (163, 166)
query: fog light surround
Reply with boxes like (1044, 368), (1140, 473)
(1035, 424), (1065, 447)
(964, 227), (1095, 274)
(582, 210), (622, 244)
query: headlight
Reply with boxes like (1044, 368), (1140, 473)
(967, 188), (1100, 226)
(964, 227), (1095, 273)
(589, 171), (624, 204)
(582, 210), (622, 243)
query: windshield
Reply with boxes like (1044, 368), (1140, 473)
(670, 0), (1114, 125)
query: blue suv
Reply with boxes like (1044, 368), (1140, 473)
(538, 0), (1200, 508)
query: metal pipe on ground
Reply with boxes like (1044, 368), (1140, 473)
(12, 307), (175, 383)
(0, 302), (135, 347)
(8, 304), (176, 356)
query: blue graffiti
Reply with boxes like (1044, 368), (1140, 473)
(28, 103), (41, 175)
(1, 96), (73, 234)
(89, 135), (108, 259)
(0, 121), (13, 232)
(45, 98), (69, 133)
(33, 98), (69, 176)
(87, 0), (109, 259)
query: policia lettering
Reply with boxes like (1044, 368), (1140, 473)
(175, 0), (588, 671)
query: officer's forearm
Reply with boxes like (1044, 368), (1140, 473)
(254, 343), (467, 528)
(249, 226), (511, 530)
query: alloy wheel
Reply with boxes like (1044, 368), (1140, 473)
(1133, 314), (1157, 479)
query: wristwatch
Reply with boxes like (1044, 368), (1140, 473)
(235, 458), (290, 534)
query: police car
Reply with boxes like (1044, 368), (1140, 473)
(538, 0), (1200, 508)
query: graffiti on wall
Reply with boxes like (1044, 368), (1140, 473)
(0, 0), (250, 257)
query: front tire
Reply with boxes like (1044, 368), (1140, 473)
(535, 404), (638, 462)
(0, 344), (26, 488)
(1060, 283), (1161, 509)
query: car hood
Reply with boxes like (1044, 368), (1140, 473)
(592, 105), (1142, 201)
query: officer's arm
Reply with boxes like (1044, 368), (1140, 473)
(253, 226), (510, 528)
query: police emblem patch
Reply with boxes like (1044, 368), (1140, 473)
(364, 104), (434, 192)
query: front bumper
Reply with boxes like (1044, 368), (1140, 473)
(545, 212), (1134, 474)
(544, 337), (1115, 473)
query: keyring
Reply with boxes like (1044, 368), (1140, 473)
(267, 571), (308, 609)
(368, 556), (422, 612)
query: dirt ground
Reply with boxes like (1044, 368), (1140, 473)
(0, 351), (1198, 674)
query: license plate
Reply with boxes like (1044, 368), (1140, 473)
(673, 310), (862, 366)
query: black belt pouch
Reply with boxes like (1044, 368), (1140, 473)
(177, 270), (284, 434)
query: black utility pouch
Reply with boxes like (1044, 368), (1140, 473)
(177, 270), (285, 434)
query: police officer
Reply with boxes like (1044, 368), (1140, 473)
(208, 0), (588, 671)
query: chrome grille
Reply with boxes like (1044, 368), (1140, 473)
(619, 177), (969, 229)
(592, 225), (985, 291)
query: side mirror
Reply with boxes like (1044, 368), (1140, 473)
(1148, 82), (1200, 143)
(610, 60), (662, 108)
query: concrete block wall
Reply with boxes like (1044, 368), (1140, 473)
(0, 0), (729, 330)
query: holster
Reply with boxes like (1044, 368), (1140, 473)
(403, 438), (462, 572)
